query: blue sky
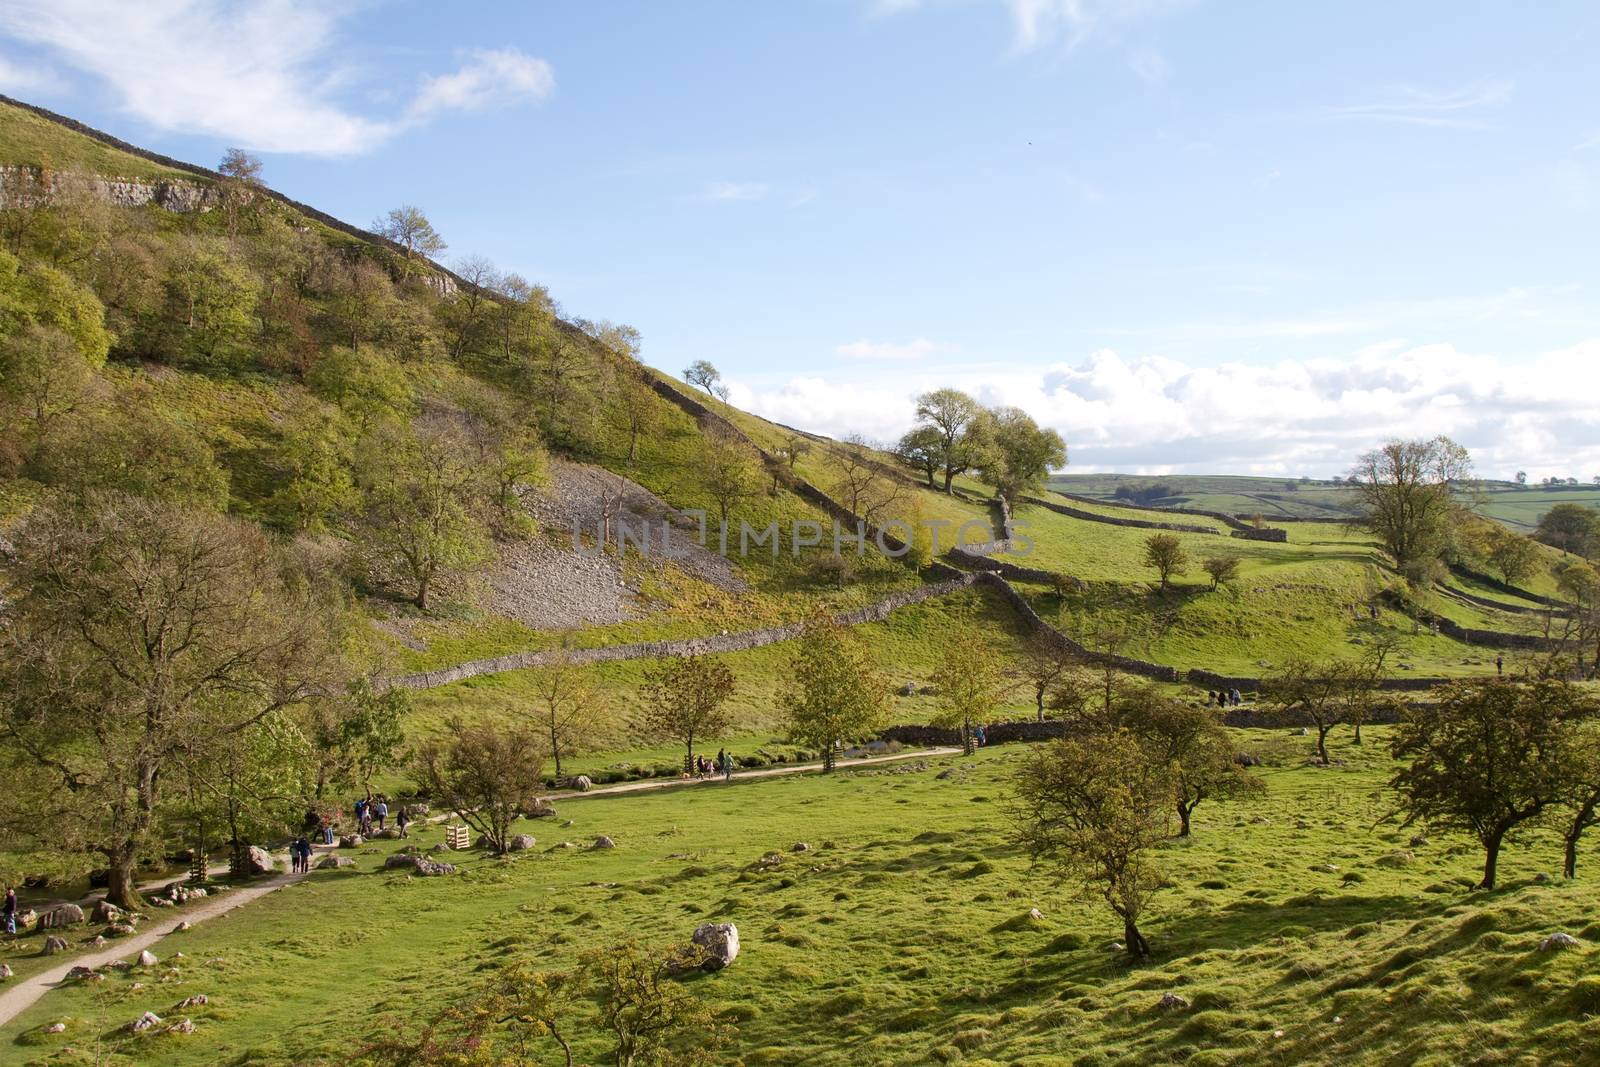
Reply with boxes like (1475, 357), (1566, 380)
(2, 0), (1597, 478)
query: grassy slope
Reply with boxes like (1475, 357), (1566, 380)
(6, 731), (1599, 1066)
(0, 100), (201, 182)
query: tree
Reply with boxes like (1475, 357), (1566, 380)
(779, 434), (812, 472)
(683, 359), (723, 398)
(1113, 691), (1264, 836)
(0, 322), (92, 433)
(307, 680), (408, 801)
(216, 148), (263, 237)
(584, 940), (726, 1067)
(697, 427), (758, 528)
(825, 435), (906, 527)
(1484, 526), (1542, 585)
(1388, 679), (1578, 889)
(642, 655), (737, 774)
(0, 494), (342, 907)
(1535, 503), (1599, 557)
(1263, 656), (1354, 766)
(1201, 555), (1241, 591)
(929, 623), (1010, 755)
(350, 416), (491, 609)
(782, 615), (887, 771)
(1013, 729), (1174, 959)
(529, 645), (605, 781)
(976, 405), (1066, 504)
(1557, 727), (1600, 880)
(895, 425), (945, 488)
(1017, 629), (1078, 722)
(157, 237), (259, 368)
(1348, 436), (1471, 573)
(610, 370), (660, 465)
(913, 387), (986, 493)
(1516, 470), (1528, 485)
(374, 205), (447, 276)
(177, 715), (313, 875)
(412, 716), (545, 855)
(1141, 533), (1188, 591)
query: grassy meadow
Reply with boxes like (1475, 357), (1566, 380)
(6, 730), (1600, 1066)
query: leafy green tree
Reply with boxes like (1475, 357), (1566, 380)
(216, 148), (264, 237)
(976, 405), (1066, 504)
(177, 715), (313, 875)
(0, 322), (93, 433)
(412, 716), (545, 855)
(930, 622), (1011, 755)
(157, 237), (260, 368)
(1263, 655), (1364, 765)
(1141, 533), (1188, 591)
(260, 395), (357, 532)
(1389, 679), (1579, 889)
(584, 940), (726, 1067)
(1484, 526), (1542, 585)
(307, 344), (415, 428)
(1014, 729), (1174, 959)
(912, 387), (985, 493)
(31, 397), (232, 511)
(895, 424), (945, 488)
(1348, 436), (1471, 572)
(350, 417), (491, 609)
(683, 359), (724, 398)
(1535, 503), (1599, 557)
(0, 494), (344, 907)
(1113, 690), (1264, 836)
(698, 426), (758, 528)
(1201, 554), (1241, 590)
(529, 645), (606, 781)
(0, 247), (112, 365)
(642, 655), (737, 774)
(782, 615), (888, 771)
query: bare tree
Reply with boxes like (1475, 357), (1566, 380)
(373, 205), (447, 276)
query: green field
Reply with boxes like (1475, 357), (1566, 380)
(6, 733), (1599, 1066)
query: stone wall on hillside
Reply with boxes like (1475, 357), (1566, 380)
(1448, 563), (1563, 608)
(389, 575), (975, 691)
(1022, 495), (1220, 536)
(1049, 491), (1289, 540)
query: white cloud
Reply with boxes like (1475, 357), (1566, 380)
(703, 181), (771, 202)
(1254, 167), (1281, 190)
(724, 341), (1600, 479)
(0, 1), (554, 155)
(836, 338), (954, 361)
(407, 49), (554, 122)
(1318, 80), (1513, 130)
(1128, 46), (1169, 83)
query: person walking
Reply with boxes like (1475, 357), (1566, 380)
(321, 815), (334, 846)
(4, 886), (17, 936)
(397, 806), (410, 838)
(375, 799), (388, 832)
(1496, 655), (1504, 676)
(717, 748), (731, 782)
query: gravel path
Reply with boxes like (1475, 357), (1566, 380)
(0, 745), (957, 1030)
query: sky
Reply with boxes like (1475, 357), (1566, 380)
(1, 0), (1597, 479)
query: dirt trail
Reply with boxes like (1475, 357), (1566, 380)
(0, 745), (961, 1030)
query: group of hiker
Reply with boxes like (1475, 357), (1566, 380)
(692, 749), (735, 781)
(1207, 688), (1244, 708)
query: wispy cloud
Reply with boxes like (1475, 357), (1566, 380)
(1128, 46), (1169, 84)
(702, 181), (771, 202)
(1254, 167), (1281, 190)
(836, 338), (955, 361)
(0, 1), (555, 155)
(1318, 80), (1513, 130)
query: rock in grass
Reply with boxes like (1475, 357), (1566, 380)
(591, 836), (616, 850)
(0, 964), (11, 979)
(1375, 850), (1414, 869)
(45, 1022), (66, 1033)
(340, 835), (364, 849)
(137, 950), (158, 968)
(527, 798), (557, 819)
(243, 845), (277, 874)
(177, 994), (208, 1008)
(65, 966), (98, 981)
(176, 920), (192, 931)
(316, 855), (354, 869)
(1541, 932), (1581, 951)
(792, 842), (812, 853)
(1156, 992), (1190, 1011)
(166, 1018), (196, 1034)
(42, 936), (69, 955)
(128, 1011), (162, 1033)
(1409, 834), (1429, 847)
(106, 923), (135, 937)
(90, 901), (124, 924)
(37, 904), (84, 930)
(691, 922), (740, 970)
(572, 776), (593, 792)
(508, 834), (536, 852)
(384, 854), (455, 877)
